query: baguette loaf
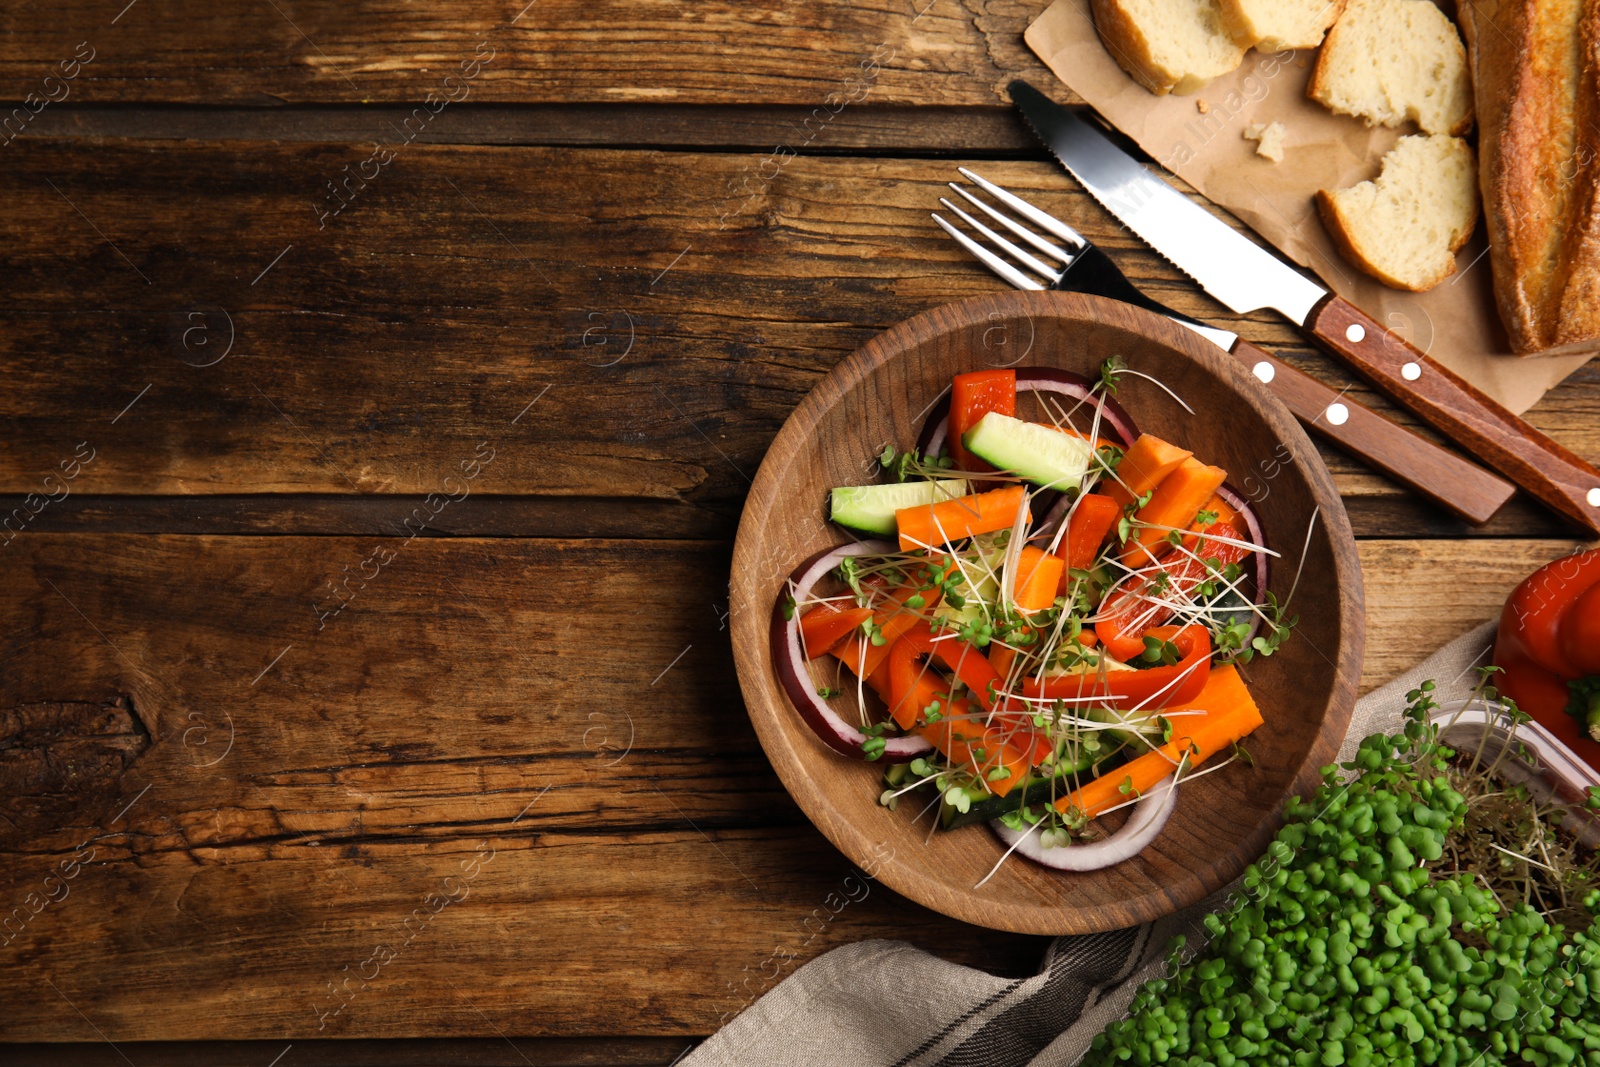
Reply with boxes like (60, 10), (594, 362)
(1091, 0), (1247, 95)
(1461, 0), (1600, 353)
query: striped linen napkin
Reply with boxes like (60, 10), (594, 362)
(684, 622), (1497, 1067)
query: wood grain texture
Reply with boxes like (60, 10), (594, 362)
(0, 532), (1048, 1041)
(730, 290), (1364, 934)
(14, 103), (1047, 154)
(1308, 295), (1600, 536)
(5, 1037), (697, 1066)
(1355, 538), (1596, 694)
(0, 138), (1595, 530)
(0, 1), (1057, 107)
(0, 526), (1583, 1040)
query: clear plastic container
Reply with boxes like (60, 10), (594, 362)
(1432, 699), (1600, 850)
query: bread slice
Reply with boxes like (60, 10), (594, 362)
(1316, 134), (1479, 291)
(1091, 0), (1248, 96)
(1462, 0), (1600, 352)
(1308, 0), (1474, 135)
(1220, 0), (1346, 51)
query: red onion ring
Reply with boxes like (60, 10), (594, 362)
(1029, 491), (1076, 546)
(770, 541), (934, 762)
(916, 370), (1137, 460)
(1215, 484), (1269, 644)
(989, 775), (1178, 871)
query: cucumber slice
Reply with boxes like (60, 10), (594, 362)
(962, 412), (1092, 491)
(828, 478), (969, 535)
(1086, 706), (1168, 748)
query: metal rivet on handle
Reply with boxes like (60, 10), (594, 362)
(1345, 323), (1366, 343)
(1589, 487), (1600, 508)
(1402, 362), (1422, 381)
(1326, 402), (1350, 426)
(1252, 361), (1275, 384)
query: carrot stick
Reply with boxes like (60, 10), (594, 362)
(895, 485), (1029, 552)
(989, 546), (1064, 679)
(1059, 492), (1122, 574)
(1105, 433), (1192, 509)
(1122, 458), (1228, 567)
(1055, 664), (1263, 818)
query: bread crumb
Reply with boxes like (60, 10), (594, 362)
(1196, 98), (1210, 114)
(1243, 121), (1287, 162)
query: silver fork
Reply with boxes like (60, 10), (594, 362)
(930, 168), (1519, 527)
(933, 167), (1237, 350)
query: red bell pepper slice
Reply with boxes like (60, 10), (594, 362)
(916, 699), (1033, 797)
(891, 624), (1004, 713)
(798, 602), (873, 659)
(832, 573), (946, 680)
(947, 369), (1015, 473)
(1021, 624), (1212, 711)
(1060, 493), (1122, 574)
(1096, 524), (1250, 662)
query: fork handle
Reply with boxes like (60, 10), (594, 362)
(1228, 340), (1516, 526)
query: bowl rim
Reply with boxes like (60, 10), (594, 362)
(729, 290), (1365, 933)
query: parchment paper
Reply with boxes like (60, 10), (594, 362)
(1024, 0), (1594, 416)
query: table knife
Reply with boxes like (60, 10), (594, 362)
(946, 168), (1516, 526)
(1010, 79), (1600, 537)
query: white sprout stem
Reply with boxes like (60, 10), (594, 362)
(1115, 368), (1194, 414)
(1123, 521), (1279, 558)
(973, 815), (1045, 889)
(1281, 505), (1320, 612)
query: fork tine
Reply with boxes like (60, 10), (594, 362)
(957, 167), (1087, 250)
(947, 183), (1074, 267)
(938, 198), (1058, 282)
(932, 214), (1043, 292)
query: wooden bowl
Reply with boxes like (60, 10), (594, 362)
(729, 291), (1365, 934)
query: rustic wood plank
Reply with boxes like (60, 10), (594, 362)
(4, 1037), (697, 1066)
(1357, 539), (1594, 693)
(0, 1), (1059, 107)
(17, 103), (1045, 155)
(0, 533), (1049, 1041)
(4, 495), (738, 539)
(0, 531), (1586, 1041)
(0, 140), (1595, 533)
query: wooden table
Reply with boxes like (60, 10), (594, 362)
(1, 3), (1595, 1064)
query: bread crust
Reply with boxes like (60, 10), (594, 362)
(1091, 0), (1174, 95)
(1315, 170), (1479, 292)
(1315, 189), (1443, 290)
(1091, 0), (1244, 95)
(1462, 0), (1600, 353)
(1553, 4), (1600, 346)
(1220, 0), (1347, 52)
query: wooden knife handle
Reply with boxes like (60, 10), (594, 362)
(1306, 295), (1600, 537)
(1230, 340), (1516, 525)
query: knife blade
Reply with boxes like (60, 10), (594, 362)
(1009, 79), (1600, 537)
(944, 167), (1515, 526)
